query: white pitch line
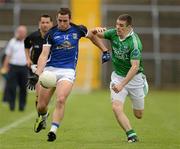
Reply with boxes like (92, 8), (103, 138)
(0, 112), (36, 134)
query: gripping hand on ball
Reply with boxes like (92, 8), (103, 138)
(27, 73), (39, 90)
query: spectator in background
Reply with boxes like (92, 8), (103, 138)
(1, 25), (28, 111)
(24, 14), (53, 107)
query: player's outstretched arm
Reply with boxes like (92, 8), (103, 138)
(87, 30), (107, 52)
(90, 27), (107, 38)
(87, 28), (110, 63)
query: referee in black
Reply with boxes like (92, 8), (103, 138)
(24, 14), (53, 106)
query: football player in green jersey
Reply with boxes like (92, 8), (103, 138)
(91, 14), (148, 143)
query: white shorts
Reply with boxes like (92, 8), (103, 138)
(110, 71), (149, 110)
(44, 66), (76, 83)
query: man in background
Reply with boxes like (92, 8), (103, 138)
(24, 14), (53, 106)
(1, 25), (28, 111)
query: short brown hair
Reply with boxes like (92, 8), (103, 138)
(118, 14), (132, 26)
(58, 8), (71, 19)
(40, 14), (53, 22)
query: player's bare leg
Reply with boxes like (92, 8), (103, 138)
(47, 80), (73, 142)
(112, 100), (138, 142)
(112, 100), (132, 130)
(35, 83), (40, 108)
(34, 86), (55, 133)
(133, 109), (143, 119)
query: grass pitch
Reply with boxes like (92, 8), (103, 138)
(0, 90), (180, 149)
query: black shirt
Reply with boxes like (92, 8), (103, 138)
(24, 30), (45, 64)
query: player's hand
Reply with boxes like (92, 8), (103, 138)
(92, 27), (106, 34)
(112, 83), (123, 93)
(102, 51), (111, 63)
(27, 73), (39, 90)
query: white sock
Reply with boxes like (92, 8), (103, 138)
(50, 122), (59, 134)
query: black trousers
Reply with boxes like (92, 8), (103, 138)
(2, 82), (9, 102)
(5, 64), (28, 111)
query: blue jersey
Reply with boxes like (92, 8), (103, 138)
(44, 23), (88, 70)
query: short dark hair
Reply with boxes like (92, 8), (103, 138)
(40, 14), (53, 22)
(57, 8), (71, 19)
(118, 14), (132, 26)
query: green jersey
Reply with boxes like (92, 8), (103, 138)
(104, 28), (144, 77)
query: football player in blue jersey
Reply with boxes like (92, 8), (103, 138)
(27, 8), (110, 142)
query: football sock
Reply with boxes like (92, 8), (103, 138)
(38, 112), (48, 120)
(50, 122), (59, 134)
(126, 129), (137, 138)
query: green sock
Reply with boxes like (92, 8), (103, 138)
(126, 129), (137, 138)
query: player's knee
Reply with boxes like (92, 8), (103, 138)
(135, 114), (142, 119)
(112, 102), (123, 113)
(56, 95), (66, 106)
(134, 110), (143, 119)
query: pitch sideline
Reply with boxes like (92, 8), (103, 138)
(0, 112), (36, 134)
